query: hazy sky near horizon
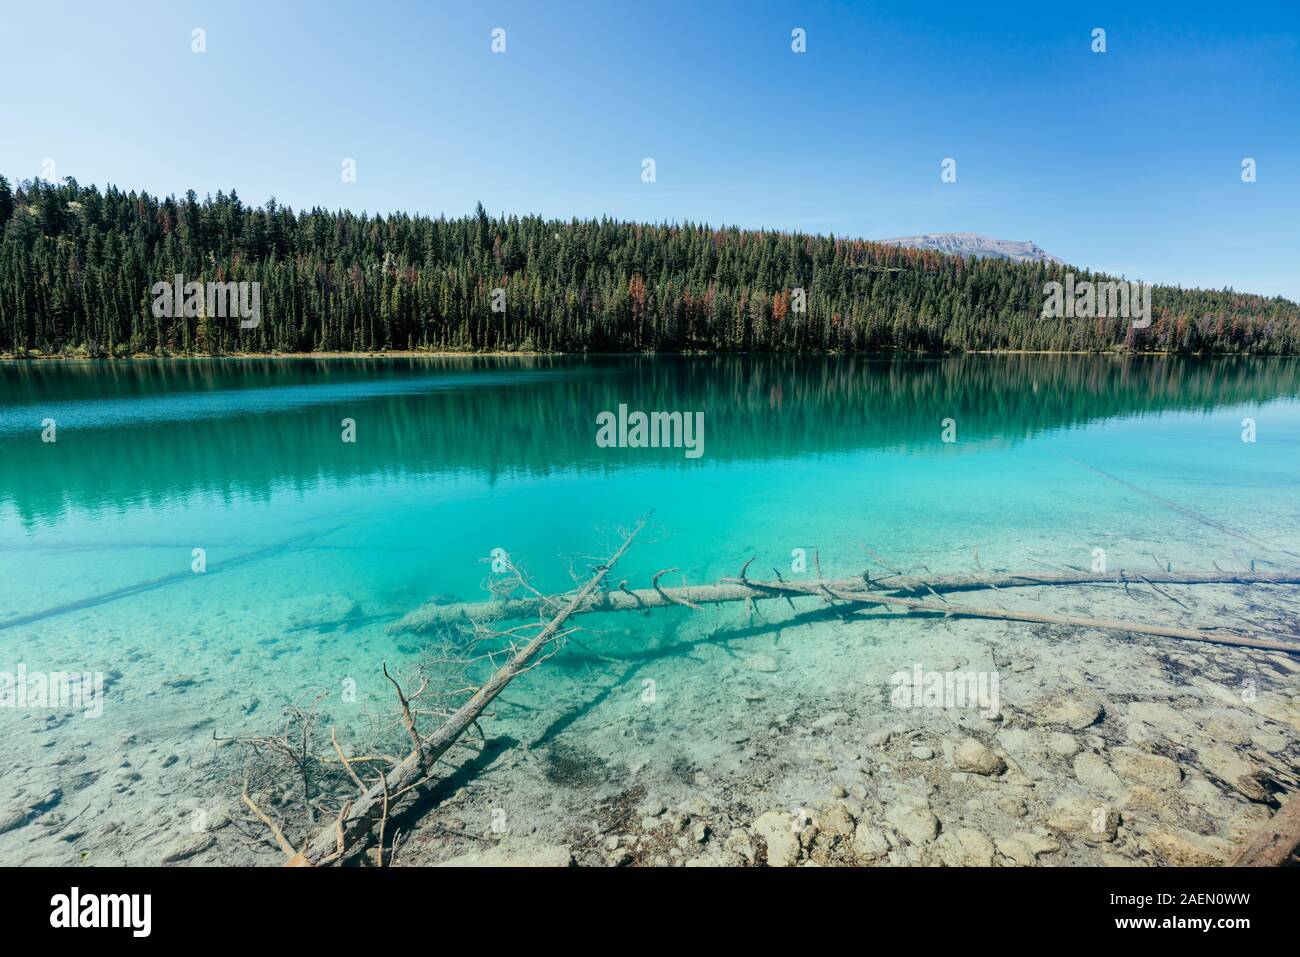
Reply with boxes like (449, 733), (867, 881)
(2, 1), (1297, 299)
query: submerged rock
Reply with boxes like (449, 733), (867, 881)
(751, 811), (802, 867)
(1072, 752), (1123, 794)
(852, 821), (891, 861)
(997, 727), (1048, 765)
(1126, 701), (1197, 744)
(1046, 732), (1081, 756)
(1195, 743), (1270, 801)
(1110, 747), (1182, 788)
(996, 832), (1060, 865)
(1251, 729), (1288, 754)
(954, 738), (1006, 776)
(996, 796), (1029, 818)
(1119, 784), (1183, 820)
(818, 803), (857, 841)
(1029, 695), (1103, 731)
(933, 827), (995, 866)
(726, 831), (757, 863)
(885, 803), (939, 845)
(1047, 795), (1119, 843)
(1197, 712), (1252, 747)
(1140, 828), (1233, 866)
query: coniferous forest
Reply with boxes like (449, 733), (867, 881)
(2, 175), (1298, 357)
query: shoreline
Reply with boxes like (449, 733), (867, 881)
(4, 349), (1300, 362)
(0, 350), (553, 362)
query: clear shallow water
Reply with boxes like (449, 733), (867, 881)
(1, 355), (1299, 805)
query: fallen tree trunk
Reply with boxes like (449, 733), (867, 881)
(840, 591), (1300, 654)
(390, 569), (1300, 634)
(1231, 795), (1300, 866)
(290, 520), (644, 866)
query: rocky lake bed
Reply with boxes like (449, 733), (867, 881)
(6, 575), (1293, 868)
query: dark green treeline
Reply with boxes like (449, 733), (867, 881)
(2, 175), (1298, 356)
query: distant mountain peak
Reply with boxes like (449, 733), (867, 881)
(878, 232), (1064, 265)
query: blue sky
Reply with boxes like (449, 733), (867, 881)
(2, 1), (1297, 298)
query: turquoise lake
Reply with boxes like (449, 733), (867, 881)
(4, 355), (1300, 650)
(1, 354), (1299, 864)
(3, 356), (1298, 621)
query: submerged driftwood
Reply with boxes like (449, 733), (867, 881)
(287, 520), (644, 866)
(844, 591), (1300, 653)
(1231, 796), (1300, 866)
(390, 568), (1300, 654)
